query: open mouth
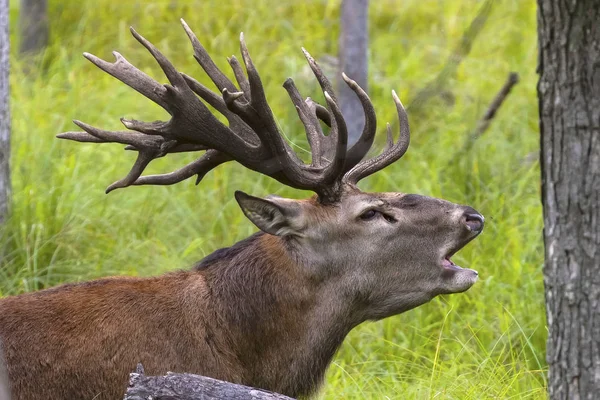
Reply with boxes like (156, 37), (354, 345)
(441, 246), (465, 271)
(442, 256), (463, 271)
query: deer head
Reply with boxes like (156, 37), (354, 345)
(58, 20), (483, 307)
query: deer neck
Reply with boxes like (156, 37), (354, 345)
(200, 232), (360, 397)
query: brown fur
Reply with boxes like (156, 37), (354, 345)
(0, 234), (349, 399)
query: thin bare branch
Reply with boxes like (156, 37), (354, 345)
(408, 0), (494, 113)
(461, 72), (519, 153)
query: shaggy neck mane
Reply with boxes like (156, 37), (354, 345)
(194, 232), (357, 397)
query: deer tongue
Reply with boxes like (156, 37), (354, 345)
(443, 257), (462, 270)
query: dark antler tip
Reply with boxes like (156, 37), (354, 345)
(106, 182), (126, 194)
(283, 77), (294, 87)
(129, 27), (148, 44)
(195, 173), (208, 185)
(234, 190), (250, 203)
(72, 120), (86, 129)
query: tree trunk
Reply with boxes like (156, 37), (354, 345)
(538, 1), (600, 399)
(338, 0), (368, 146)
(0, 0), (10, 223)
(19, 0), (48, 55)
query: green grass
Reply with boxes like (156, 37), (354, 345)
(2, 0), (545, 398)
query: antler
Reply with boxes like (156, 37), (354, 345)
(58, 19), (410, 203)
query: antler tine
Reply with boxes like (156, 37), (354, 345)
(283, 78), (325, 168)
(57, 131), (105, 143)
(320, 91), (348, 185)
(130, 150), (233, 187)
(180, 19), (238, 94)
(129, 27), (187, 92)
(106, 150), (160, 193)
(301, 48), (337, 103)
(83, 51), (168, 110)
(227, 56), (251, 99)
(343, 90), (410, 185)
(300, 48), (353, 174)
(64, 120), (168, 149)
(340, 73), (377, 173)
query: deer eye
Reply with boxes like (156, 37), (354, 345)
(359, 209), (379, 220)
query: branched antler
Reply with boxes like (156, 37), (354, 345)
(58, 19), (410, 203)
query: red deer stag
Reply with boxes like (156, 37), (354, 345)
(0, 20), (484, 400)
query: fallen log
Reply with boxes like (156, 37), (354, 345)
(124, 364), (296, 400)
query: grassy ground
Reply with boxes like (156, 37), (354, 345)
(2, 0), (545, 398)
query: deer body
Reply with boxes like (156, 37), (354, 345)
(0, 20), (485, 399)
(1, 192), (481, 399)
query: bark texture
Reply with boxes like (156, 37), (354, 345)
(0, 0), (10, 223)
(538, 1), (600, 399)
(125, 370), (295, 400)
(338, 0), (368, 146)
(19, 0), (48, 54)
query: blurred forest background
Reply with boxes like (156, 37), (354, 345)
(1, 0), (543, 398)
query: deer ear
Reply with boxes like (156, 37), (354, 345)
(235, 191), (305, 237)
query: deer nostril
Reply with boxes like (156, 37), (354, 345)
(464, 212), (484, 233)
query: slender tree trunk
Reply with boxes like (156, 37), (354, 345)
(19, 0), (48, 55)
(538, 1), (600, 399)
(0, 0), (10, 223)
(338, 0), (368, 146)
